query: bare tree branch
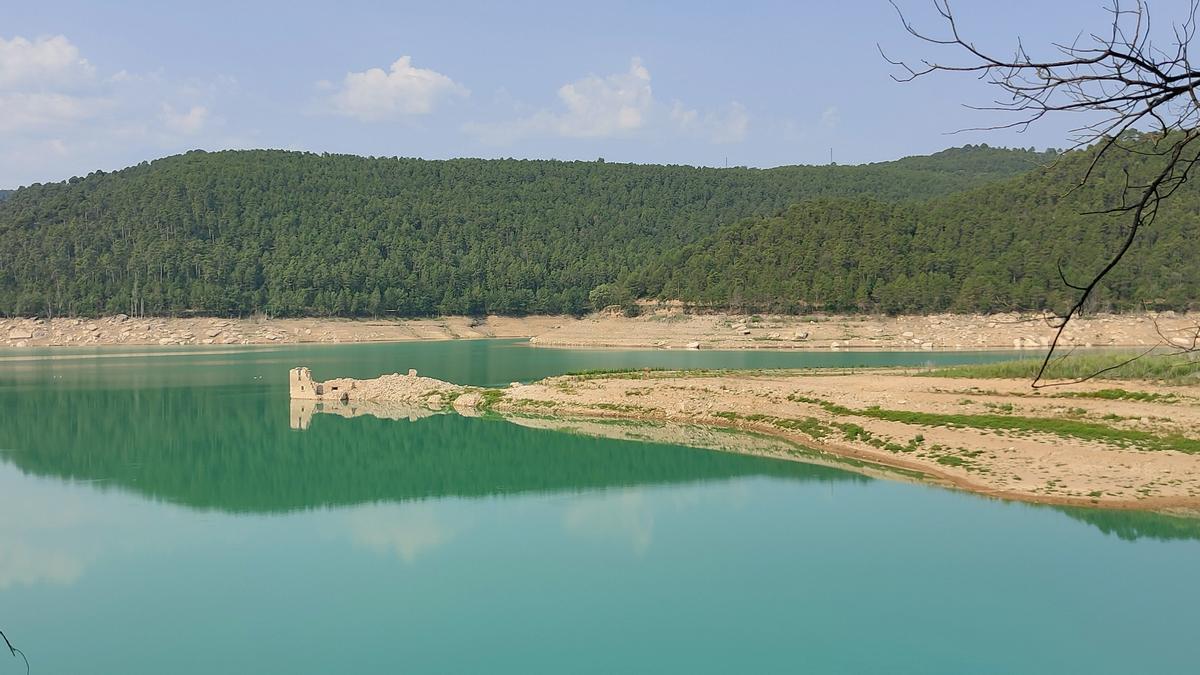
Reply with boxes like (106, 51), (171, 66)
(0, 630), (29, 675)
(883, 0), (1200, 386)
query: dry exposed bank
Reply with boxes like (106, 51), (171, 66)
(289, 366), (1200, 513)
(3, 309), (1199, 351)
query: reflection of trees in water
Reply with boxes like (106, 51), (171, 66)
(0, 386), (859, 514)
(4, 386), (1196, 541)
(1057, 508), (1200, 543)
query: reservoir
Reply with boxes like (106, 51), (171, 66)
(1, 340), (1196, 673)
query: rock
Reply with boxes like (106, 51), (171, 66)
(7, 329), (33, 340)
(408, 369), (418, 377)
(158, 338), (174, 345)
(793, 331), (809, 341)
(529, 336), (538, 343)
(686, 341), (701, 350)
(205, 328), (223, 338)
(86, 323), (99, 332)
(921, 342), (933, 350)
(453, 392), (483, 416)
(902, 331), (915, 338)
(739, 329), (752, 335)
(767, 332), (780, 339)
(113, 314), (129, 322)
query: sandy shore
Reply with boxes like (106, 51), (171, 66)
(289, 366), (1200, 512)
(3, 309), (1198, 350)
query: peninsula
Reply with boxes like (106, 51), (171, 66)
(288, 360), (1200, 513)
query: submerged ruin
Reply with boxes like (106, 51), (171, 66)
(288, 366), (479, 429)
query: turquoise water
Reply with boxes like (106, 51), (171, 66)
(0, 340), (1197, 673)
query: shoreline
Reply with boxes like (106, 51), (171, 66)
(288, 366), (1200, 514)
(3, 310), (1198, 351)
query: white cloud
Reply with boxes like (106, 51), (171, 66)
(467, 58), (748, 146)
(161, 103), (209, 135)
(0, 35), (95, 90)
(554, 57), (653, 137)
(0, 34), (237, 186)
(820, 105), (840, 130)
(671, 100), (749, 144)
(0, 91), (102, 131)
(329, 56), (467, 121)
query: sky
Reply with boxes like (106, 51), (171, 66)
(0, 0), (1184, 187)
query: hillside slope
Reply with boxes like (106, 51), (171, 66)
(0, 145), (1056, 317)
(633, 140), (1200, 313)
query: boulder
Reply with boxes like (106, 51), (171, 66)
(7, 329), (33, 340)
(453, 392), (483, 416)
(686, 341), (701, 350)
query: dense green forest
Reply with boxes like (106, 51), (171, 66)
(2, 141), (1190, 318)
(632, 139), (1200, 313)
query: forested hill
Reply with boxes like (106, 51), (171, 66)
(632, 140), (1200, 314)
(0, 190), (11, 202)
(0, 145), (1051, 317)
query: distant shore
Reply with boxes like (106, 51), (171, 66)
(2, 309), (1197, 351)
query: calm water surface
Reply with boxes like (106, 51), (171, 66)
(1, 340), (1197, 674)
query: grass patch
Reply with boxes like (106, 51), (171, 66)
(790, 390), (1199, 454)
(478, 389), (506, 408)
(852, 406), (1200, 454)
(564, 367), (667, 380)
(1054, 388), (1179, 403)
(920, 352), (1200, 384)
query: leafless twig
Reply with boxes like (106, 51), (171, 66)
(883, 0), (1200, 386)
(0, 630), (29, 675)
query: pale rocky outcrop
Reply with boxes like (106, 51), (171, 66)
(289, 366), (464, 406)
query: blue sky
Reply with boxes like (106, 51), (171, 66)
(0, 0), (1175, 186)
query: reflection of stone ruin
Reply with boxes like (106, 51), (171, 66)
(288, 366), (481, 430)
(290, 398), (439, 430)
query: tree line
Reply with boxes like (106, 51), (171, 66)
(8, 143), (1157, 319)
(630, 134), (1199, 314)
